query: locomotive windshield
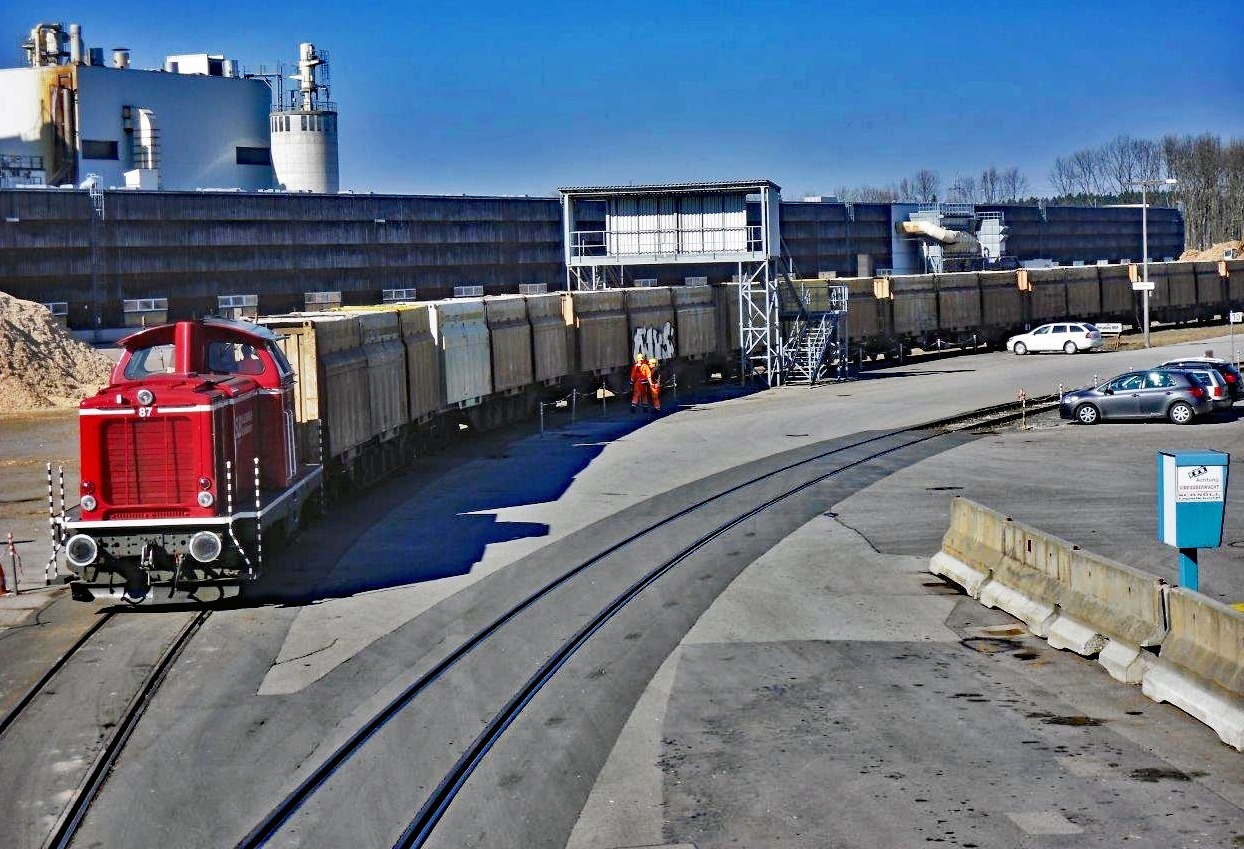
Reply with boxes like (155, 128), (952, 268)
(267, 342), (293, 379)
(123, 344), (175, 379)
(207, 341), (267, 375)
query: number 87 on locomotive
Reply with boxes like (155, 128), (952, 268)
(56, 318), (323, 604)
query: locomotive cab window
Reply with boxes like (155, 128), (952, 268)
(207, 341), (267, 376)
(266, 342), (293, 379)
(123, 344), (175, 378)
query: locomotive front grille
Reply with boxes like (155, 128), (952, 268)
(108, 509), (191, 519)
(101, 416), (197, 506)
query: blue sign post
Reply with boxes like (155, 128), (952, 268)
(1156, 450), (1230, 592)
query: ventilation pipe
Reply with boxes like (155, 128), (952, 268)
(112, 48), (130, 69)
(899, 219), (979, 249)
(68, 24), (83, 65)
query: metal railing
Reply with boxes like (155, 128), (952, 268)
(569, 225), (763, 259)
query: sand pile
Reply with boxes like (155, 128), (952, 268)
(0, 292), (114, 414)
(1180, 240), (1242, 261)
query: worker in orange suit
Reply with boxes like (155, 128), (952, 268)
(647, 357), (662, 412)
(630, 354), (651, 412)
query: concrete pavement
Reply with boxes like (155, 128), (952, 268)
(570, 514), (1244, 848)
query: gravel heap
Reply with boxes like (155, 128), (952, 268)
(0, 292), (115, 414)
(1180, 240), (1243, 261)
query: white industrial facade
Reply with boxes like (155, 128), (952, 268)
(0, 23), (276, 191)
(270, 110), (339, 193)
(0, 64), (275, 191)
(269, 43), (340, 193)
(75, 66), (276, 190)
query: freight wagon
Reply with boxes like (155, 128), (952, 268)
(56, 283), (744, 602)
(859, 258), (1240, 356)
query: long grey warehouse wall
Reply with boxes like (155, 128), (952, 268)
(0, 189), (565, 327)
(0, 189), (1183, 328)
(978, 203), (1184, 265)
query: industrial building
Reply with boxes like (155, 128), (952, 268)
(269, 43), (340, 193)
(0, 21), (1186, 329)
(0, 187), (1183, 329)
(0, 23), (339, 194)
(0, 23), (276, 191)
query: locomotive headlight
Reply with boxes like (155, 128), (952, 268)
(188, 531), (222, 563)
(198, 476), (212, 490)
(80, 494), (97, 512)
(136, 389), (154, 406)
(65, 534), (99, 568)
(196, 491), (215, 508)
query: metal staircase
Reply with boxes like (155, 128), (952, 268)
(777, 270), (848, 385)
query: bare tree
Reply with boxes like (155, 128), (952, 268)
(1164, 133), (1235, 249)
(999, 167), (1030, 201)
(913, 169), (940, 202)
(979, 167), (1002, 203)
(1067, 148), (1104, 195)
(1049, 156), (1077, 196)
(834, 184), (900, 204)
(947, 174), (978, 203)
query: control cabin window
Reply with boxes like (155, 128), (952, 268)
(207, 341), (267, 376)
(266, 342), (293, 379)
(123, 344), (175, 378)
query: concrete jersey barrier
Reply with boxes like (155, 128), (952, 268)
(1143, 588), (1244, 750)
(931, 497), (1166, 683)
(932, 497), (1244, 751)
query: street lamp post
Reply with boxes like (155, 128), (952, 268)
(1129, 177), (1178, 348)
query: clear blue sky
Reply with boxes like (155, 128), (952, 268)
(3, 1), (1240, 196)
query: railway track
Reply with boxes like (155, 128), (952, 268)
(0, 608), (209, 849)
(0, 611), (118, 741)
(236, 398), (1041, 849)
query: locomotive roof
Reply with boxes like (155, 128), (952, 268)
(118, 318), (281, 349)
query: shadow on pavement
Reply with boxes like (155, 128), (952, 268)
(244, 383), (761, 605)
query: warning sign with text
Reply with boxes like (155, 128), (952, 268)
(1176, 465), (1225, 502)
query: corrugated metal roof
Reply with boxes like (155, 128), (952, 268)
(558, 179), (781, 195)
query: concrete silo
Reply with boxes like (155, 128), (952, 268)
(270, 42), (339, 193)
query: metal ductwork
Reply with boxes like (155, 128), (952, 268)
(899, 219), (979, 249)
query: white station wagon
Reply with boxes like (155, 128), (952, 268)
(1008, 322), (1104, 355)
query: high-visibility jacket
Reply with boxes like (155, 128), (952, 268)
(630, 360), (651, 386)
(630, 360), (652, 406)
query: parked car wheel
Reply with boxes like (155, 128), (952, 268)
(1063, 341), (1077, 354)
(1013, 341), (1027, 355)
(1168, 401), (1195, 425)
(1074, 403), (1100, 425)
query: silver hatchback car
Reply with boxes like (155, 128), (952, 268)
(1059, 369), (1213, 425)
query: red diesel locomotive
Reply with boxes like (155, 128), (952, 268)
(57, 319), (323, 603)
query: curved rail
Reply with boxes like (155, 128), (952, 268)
(42, 609), (211, 849)
(236, 398), (1048, 849)
(0, 610), (117, 740)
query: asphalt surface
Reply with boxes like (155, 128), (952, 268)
(0, 336), (1241, 849)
